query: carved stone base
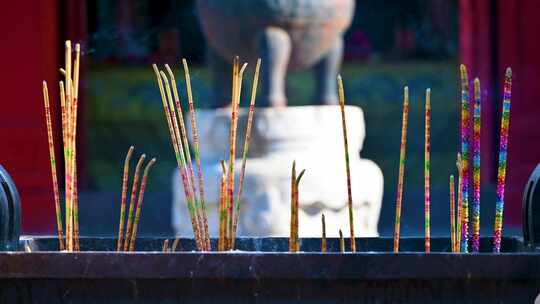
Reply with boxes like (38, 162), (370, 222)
(172, 106), (383, 237)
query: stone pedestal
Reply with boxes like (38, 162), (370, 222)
(172, 105), (383, 237)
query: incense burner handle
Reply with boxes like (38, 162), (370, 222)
(523, 163), (540, 250)
(0, 165), (21, 251)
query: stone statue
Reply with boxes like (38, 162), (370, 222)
(196, 0), (355, 107)
(172, 0), (383, 238)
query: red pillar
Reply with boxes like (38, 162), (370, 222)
(0, 1), (59, 233)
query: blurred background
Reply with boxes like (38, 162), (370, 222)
(1, 0), (538, 238)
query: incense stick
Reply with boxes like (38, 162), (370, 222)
(117, 146), (134, 251)
(43, 81), (65, 250)
(493, 68), (512, 253)
(459, 64), (470, 253)
(129, 158), (156, 251)
(471, 78), (481, 252)
(289, 161), (297, 252)
(337, 75), (356, 252)
(182, 59), (210, 251)
(321, 214), (327, 253)
(393, 86), (409, 253)
(456, 153), (462, 252)
(295, 168), (306, 252)
(171, 238), (180, 252)
(162, 239), (170, 252)
(72, 43), (81, 251)
(339, 229), (345, 253)
(218, 168), (227, 251)
(450, 175), (456, 252)
(233, 58), (261, 246)
(64, 41), (73, 251)
(123, 154), (146, 251)
(424, 88), (431, 253)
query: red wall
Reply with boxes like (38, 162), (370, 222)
(0, 1), (59, 233)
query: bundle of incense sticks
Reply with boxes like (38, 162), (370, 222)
(153, 57), (261, 251)
(153, 62), (208, 251)
(42, 41), (81, 252)
(337, 75), (356, 252)
(393, 86), (409, 253)
(289, 161), (305, 252)
(116, 147), (156, 252)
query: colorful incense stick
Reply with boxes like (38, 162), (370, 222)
(42, 81), (65, 250)
(450, 175), (456, 252)
(493, 68), (512, 253)
(337, 75), (356, 252)
(321, 214), (327, 253)
(182, 59), (210, 250)
(117, 146), (134, 251)
(424, 88), (431, 253)
(471, 78), (481, 252)
(123, 154), (146, 251)
(459, 64), (470, 253)
(233, 58), (262, 245)
(456, 153), (462, 251)
(393, 86), (409, 253)
(129, 158), (156, 251)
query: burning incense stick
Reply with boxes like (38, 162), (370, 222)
(123, 154), (146, 251)
(493, 68), (512, 253)
(152, 64), (202, 251)
(450, 175), (456, 252)
(337, 75), (356, 252)
(456, 153), (462, 251)
(459, 64), (470, 253)
(182, 59), (210, 251)
(117, 146), (134, 251)
(129, 158), (156, 251)
(43, 81), (65, 250)
(471, 78), (481, 252)
(339, 229), (345, 253)
(424, 88), (431, 253)
(321, 214), (327, 253)
(289, 161), (297, 252)
(233, 58), (262, 245)
(393, 86), (409, 253)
